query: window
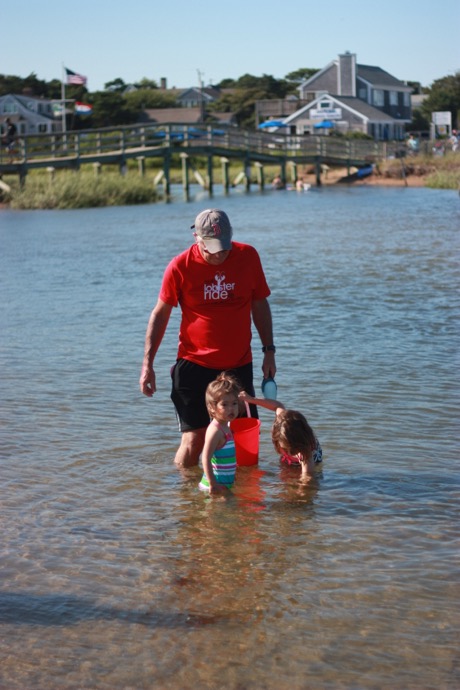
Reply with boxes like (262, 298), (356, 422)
(403, 92), (410, 107)
(3, 103), (18, 114)
(320, 101), (332, 109)
(358, 87), (367, 101)
(38, 124), (47, 133)
(390, 91), (398, 106)
(373, 90), (384, 107)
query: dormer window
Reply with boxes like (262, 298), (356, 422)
(373, 89), (384, 107)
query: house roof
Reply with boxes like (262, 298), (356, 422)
(284, 94), (399, 125)
(357, 64), (411, 90)
(299, 56), (410, 92)
(0, 93), (56, 123)
(140, 107), (204, 124)
(139, 107), (234, 125)
(334, 95), (399, 121)
(177, 86), (222, 102)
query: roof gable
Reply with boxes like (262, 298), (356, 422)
(284, 93), (397, 124)
(356, 64), (411, 90)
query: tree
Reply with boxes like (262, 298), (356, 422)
(212, 73), (294, 127)
(105, 78), (127, 93)
(135, 78), (158, 90)
(89, 91), (138, 127)
(0, 72), (50, 98)
(123, 88), (177, 110)
(409, 108), (430, 132)
(284, 67), (318, 83)
(421, 72), (460, 129)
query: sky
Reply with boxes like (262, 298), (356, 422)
(2, 0), (459, 92)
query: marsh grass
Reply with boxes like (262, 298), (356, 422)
(6, 168), (158, 209)
(2, 153), (458, 209)
(378, 152), (460, 189)
(2, 158), (284, 209)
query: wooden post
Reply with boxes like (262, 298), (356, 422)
(280, 160), (286, 187)
(46, 166), (55, 183)
(163, 152), (171, 200)
(245, 159), (251, 192)
(207, 155), (213, 196)
(19, 164), (27, 189)
(180, 152), (190, 200)
(289, 161), (297, 184)
(315, 158), (322, 186)
(255, 162), (264, 190)
(221, 157), (229, 194)
(153, 169), (165, 188)
(136, 156), (145, 177)
(93, 162), (102, 177)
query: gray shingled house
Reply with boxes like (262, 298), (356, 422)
(283, 52), (412, 140)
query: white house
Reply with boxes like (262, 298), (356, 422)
(0, 94), (61, 135)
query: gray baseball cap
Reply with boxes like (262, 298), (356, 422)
(191, 209), (233, 253)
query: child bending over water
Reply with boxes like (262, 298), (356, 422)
(239, 392), (322, 482)
(199, 372), (242, 495)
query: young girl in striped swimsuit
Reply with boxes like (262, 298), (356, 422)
(199, 372), (241, 495)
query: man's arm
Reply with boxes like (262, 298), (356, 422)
(251, 298), (276, 379)
(139, 299), (173, 397)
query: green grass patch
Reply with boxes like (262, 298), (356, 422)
(6, 168), (158, 209)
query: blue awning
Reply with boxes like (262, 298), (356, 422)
(258, 120), (288, 129)
(314, 120), (335, 129)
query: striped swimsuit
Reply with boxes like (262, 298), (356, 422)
(199, 420), (237, 491)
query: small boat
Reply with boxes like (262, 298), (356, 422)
(338, 164), (374, 183)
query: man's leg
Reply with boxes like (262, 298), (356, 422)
(174, 428), (207, 468)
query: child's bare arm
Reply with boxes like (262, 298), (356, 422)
(239, 391), (285, 414)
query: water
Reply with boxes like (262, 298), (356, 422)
(1, 185), (459, 690)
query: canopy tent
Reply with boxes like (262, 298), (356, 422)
(258, 120), (288, 129)
(314, 120), (335, 129)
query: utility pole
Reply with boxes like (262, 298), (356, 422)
(197, 69), (205, 123)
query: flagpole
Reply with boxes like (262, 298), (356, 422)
(61, 63), (66, 137)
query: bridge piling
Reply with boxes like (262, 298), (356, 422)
(180, 153), (190, 201)
(221, 157), (229, 194)
(255, 162), (264, 191)
(136, 156), (146, 178)
(207, 155), (213, 196)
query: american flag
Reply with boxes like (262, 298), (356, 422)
(65, 67), (87, 86)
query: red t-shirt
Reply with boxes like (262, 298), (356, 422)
(159, 242), (271, 369)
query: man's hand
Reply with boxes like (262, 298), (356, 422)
(139, 364), (156, 397)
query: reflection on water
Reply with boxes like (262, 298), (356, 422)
(0, 187), (459, 689)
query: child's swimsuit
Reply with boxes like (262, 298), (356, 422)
(280, 437), (323, 466)
(199, 421), (237, 491)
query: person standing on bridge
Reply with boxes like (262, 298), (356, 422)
(139, 208), (277, 468)
(2, 118), (17, 161)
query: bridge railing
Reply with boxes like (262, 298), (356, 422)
(1, 123), (408, 165)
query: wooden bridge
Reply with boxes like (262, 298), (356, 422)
(0, 123), (405, 196)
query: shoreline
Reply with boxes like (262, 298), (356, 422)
(300, 166), (428, 188)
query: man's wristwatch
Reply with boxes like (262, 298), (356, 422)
(262, 345), (276, 353)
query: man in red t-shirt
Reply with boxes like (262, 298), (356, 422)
(140, 209), (276, 468)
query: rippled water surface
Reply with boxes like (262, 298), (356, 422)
(1, 186), (459, 689)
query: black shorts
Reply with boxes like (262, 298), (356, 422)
(170, 359), (258, 432)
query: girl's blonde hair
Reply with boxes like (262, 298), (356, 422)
(205, 371), (242, 416)
(271, 409), (316, 458)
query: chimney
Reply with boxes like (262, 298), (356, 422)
(160, 77), (167, 90)
(338, 52), (356, 97)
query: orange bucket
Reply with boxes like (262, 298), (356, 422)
(230, 418), (261, 466)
